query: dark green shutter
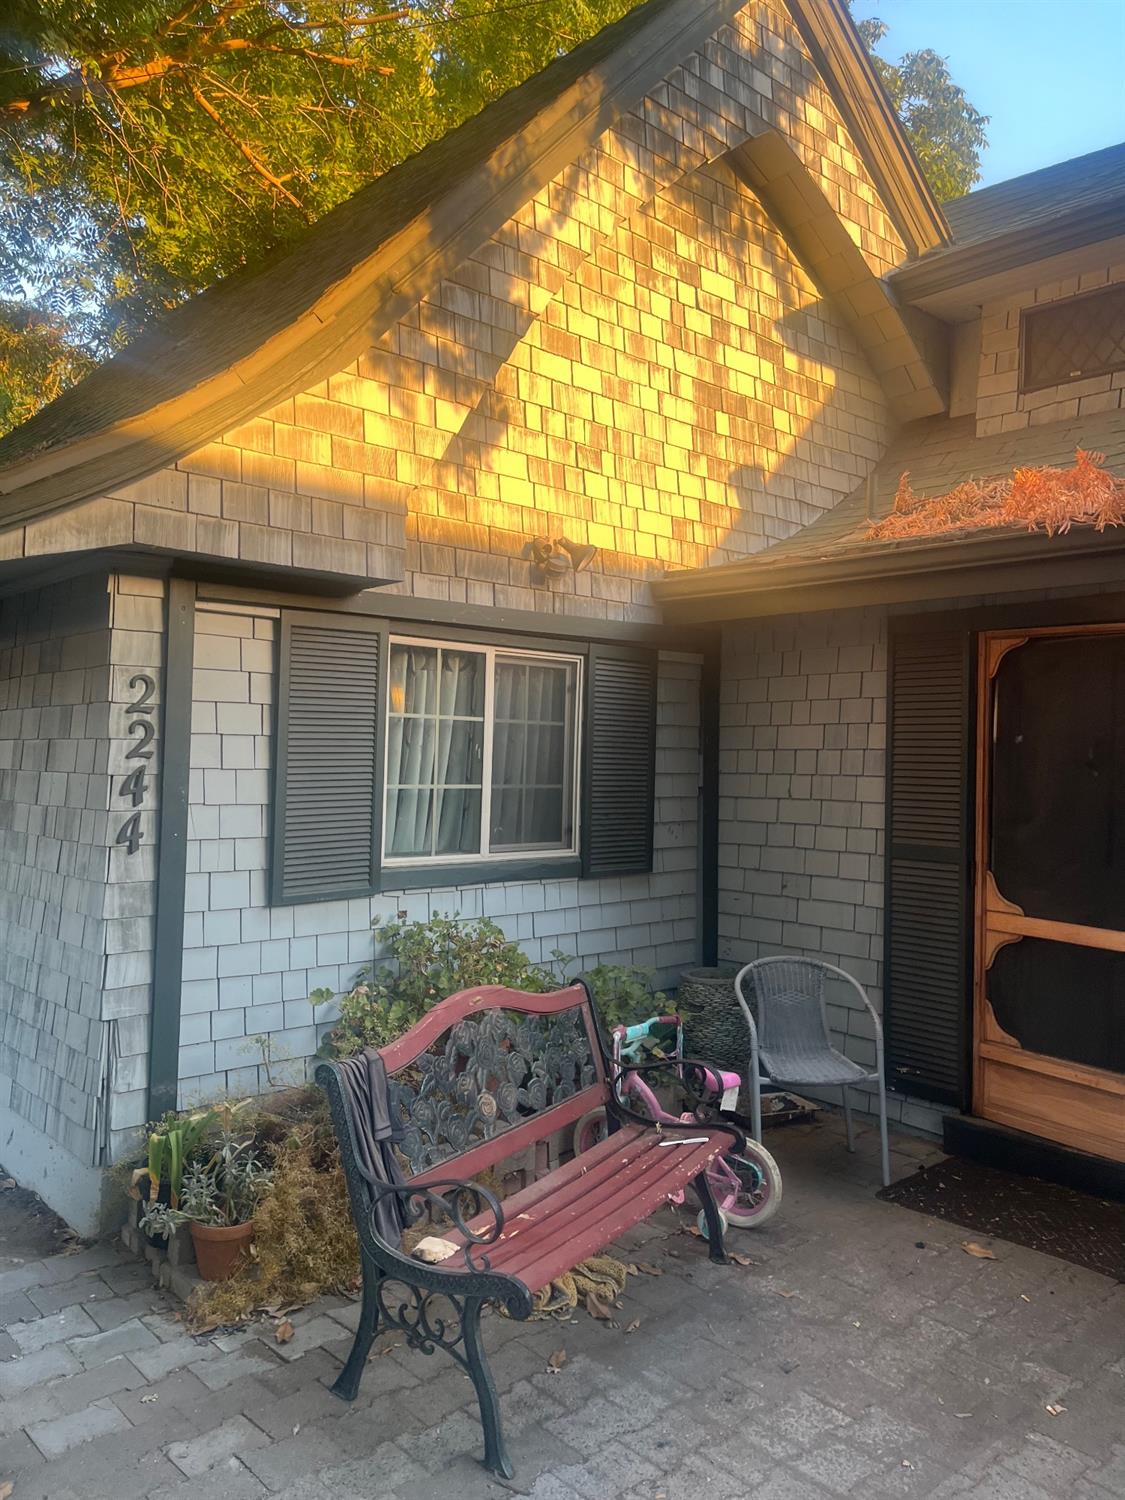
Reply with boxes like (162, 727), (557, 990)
(271, 612), (386, 904)
(885, 625), (974, 1106)
(581, 644), (657, 878)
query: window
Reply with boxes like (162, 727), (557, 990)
(383, 638), (581, 866)
(1020, 284), (1125, 393)
(270, 612), (658, 905)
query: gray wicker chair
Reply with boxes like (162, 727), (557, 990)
(735, 957), (890, 1187)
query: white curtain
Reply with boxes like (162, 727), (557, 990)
(387, 646), (483, 857)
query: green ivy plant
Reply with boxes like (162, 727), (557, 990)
(312, 912), (667, 1055)
(312, 914), (552, 1055)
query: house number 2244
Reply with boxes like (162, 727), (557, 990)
(116, 673), (157, 855)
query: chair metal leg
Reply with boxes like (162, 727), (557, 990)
(842, 1086), (855, 1153)
(877, 1073), (891, 1188)
(463, 1297), (513, 1479)
(750, 1039), (763, 1144)
(694, 1170), (729, 1265)
(331, 1259), (380, 1401)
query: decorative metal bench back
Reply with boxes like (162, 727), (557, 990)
(376, 984), (607, 1185)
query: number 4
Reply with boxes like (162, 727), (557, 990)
(119, 766), (147, 807)
(116, 813), (144, 855)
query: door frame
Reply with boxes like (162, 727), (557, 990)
(972, 621), (1125, 1160)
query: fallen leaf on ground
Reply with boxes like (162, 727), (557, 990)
(586, 1294), (613, 1321)
(632, 1262), (664, 1276)
(774, 1289), (798, 1299)
(1046, 1403), (1067, 1417)
(140, 1394), (159, 1404)
(0, 1178), (15, 1190)
(0, 1480), (13, 1499)
(624, 1319), (641, 1334)
(275, 1319), (295, 1344)
(954, 1412), (972, 1419)
(729, 1252), (753, 1267)
(684, 1225), (703, 1239)
(961, 1241), (997, 1260)
(547, 1348), (567, 1371)
(1019, 1294), (1031, 1303)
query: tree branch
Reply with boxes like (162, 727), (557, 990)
(189, 84), (307, 212)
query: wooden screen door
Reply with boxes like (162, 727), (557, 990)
(974, 626), (1125, 1162)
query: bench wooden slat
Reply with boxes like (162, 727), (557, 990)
(459, 1125), (727, 1292)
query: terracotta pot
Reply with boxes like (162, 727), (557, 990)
(189, 1220), (254, 1282)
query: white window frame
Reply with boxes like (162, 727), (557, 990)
(382, 635), (583, 868)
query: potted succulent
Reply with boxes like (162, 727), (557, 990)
(140, 1132), (272, 1281)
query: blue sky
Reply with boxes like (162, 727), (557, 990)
(851, 0), (1125, 191)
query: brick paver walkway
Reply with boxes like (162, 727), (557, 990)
(0, 1118), (1122, 1499)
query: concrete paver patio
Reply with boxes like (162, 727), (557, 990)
(0, 1117), (1122, 1499)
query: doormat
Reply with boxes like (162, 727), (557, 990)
(878, 1157), (1125, 1282)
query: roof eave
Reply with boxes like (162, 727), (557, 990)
(890, 194), (1125, 304)
(655, 525), (1125, 622)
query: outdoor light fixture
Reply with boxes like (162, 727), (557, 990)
(529, 536), (597, 583)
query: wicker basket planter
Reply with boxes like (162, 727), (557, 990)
(678, 966), (751, 1073)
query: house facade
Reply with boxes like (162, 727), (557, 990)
(0, 0), (1122, 1232)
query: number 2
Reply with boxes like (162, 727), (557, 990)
(126, 719), (155, 759)
(127, 674), (156, 713)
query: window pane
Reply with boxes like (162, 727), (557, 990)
(387, 642), (485, 859)
(389, 643), (437, 715)
(440, 649), (485, 717)
(436, 787), (482, 854)
(490, 657), (576, 852)
(386, 787), (434, 857)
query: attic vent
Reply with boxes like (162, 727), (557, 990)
(1020, 284), (1125, 393)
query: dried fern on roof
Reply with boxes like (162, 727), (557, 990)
(866, 449), (1125, 541)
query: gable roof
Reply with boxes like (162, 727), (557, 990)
(0, 0), (944, 537)
(654, 405), (1125, 620)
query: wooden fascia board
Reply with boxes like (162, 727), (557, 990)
(890, 195), (1125, 304)
(782, 0), (949, 257)
(0, 0), (742, 531)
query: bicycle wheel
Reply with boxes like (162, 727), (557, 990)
(720, 1143), (783, 1228)
(571, 1107), (609, 1156)
(695, 1206), (729, 1240)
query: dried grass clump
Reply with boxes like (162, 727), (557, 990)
(866, 450), (1125, 542)
(186, 1092), (359, 1331)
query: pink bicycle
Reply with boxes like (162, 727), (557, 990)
(573, 1015), (782, 1233)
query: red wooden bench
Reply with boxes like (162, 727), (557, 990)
(317, 981), (743, 1478)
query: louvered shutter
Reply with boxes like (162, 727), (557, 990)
(581, 645), (657, 878)
(885, 625), (974, 1106)
(271, 613), (386, 904)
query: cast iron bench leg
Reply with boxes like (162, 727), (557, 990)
(464, 1297), (514, 1479)
(332, 1258), (381, 1402)
(694, 1169), (729, 1264)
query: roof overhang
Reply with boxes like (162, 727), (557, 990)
(891, 194), (1125, 310)
(654, 525), (1125, 623)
